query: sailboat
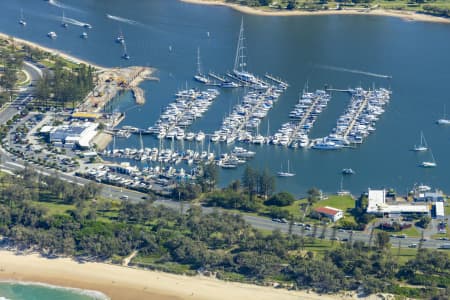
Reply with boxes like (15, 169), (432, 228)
(277, 160), (295, 177)
(61, 10), (68, 28)
(420, 147), (437, 168)
(19, 9), (26, 26)
(232, 18), (258, 85)
(121, 40), (130, 60)
(116, 29), (125, 44)
(193, 48), (210, 84)
(436, 104), (450, 125)
(412, 131), (428, 152)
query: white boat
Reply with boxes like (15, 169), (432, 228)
(185, 132), (195, 141)
(19, 9), (26, 26)
(116, 29), (125, 44)
(195, 131), (205, 142)
(121, 40), (130, 60)
(232, 18), (259, 85)
(81, 32), (88, 39)
(83, 23), (92, 29)
(47, 31), (57, 39)
(277, 160), (295, 177)
(221, 81), (239, 88)
(436, 104), (450, 125)
(61, 10), (68, 28)
(342, 168), (355, 175)
(412, 131), (428, 152)
(420, 148), (437, 168)
(193, 48), (210, 84)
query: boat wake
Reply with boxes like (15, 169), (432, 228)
(316, 64), (392, 79)
(63, 17), (89, 27)
(107, 14), (141, 26)
(47, 0), (84, 12)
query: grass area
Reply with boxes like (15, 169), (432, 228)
(32, 201), (75, 216)
(313, 195), (355, 212)
(399, 226), (421, 238)
(131, 254), (194, 275)
(390, 247), (418, 265)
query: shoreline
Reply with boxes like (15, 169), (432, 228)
(180, 0), (450, 24)
(0, 32), (107, 70)
(0, 250), (355, 300)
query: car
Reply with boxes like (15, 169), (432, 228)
(272, 218), (282, 223)
(398, 234), (407, 238)
(330, 237), (340, 241)
(338, 229), (346, 232)
(419, 238), (427, 242)
(281, 218), (288, 223)
(408, 244), (417, 248)
(120, 195), (129, 200)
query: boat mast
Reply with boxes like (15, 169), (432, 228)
(196, 47), (202, 75)
(233, 18), (246, 72)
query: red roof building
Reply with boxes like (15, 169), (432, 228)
(314, 206), (344, 222)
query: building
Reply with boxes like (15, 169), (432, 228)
(367, 189), (429, 217)
(314, 206), (344, 222)
(414, 190), (445, 203)
(432, 202), (445, 220)
(48, 122), (98, 149)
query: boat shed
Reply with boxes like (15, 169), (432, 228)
(433, 202), (445, 220)
(367, 189), (429, 216)
(314, 206), (344, 222)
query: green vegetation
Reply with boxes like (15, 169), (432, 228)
(223, 0), (450, 17)
(0, 38), (24, 106)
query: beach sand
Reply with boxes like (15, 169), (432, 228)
(181, 0), (450, 24)
(0, 250), (354, 300)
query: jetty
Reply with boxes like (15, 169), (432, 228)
(265, 74), (288, 87)
(208, 72), (226, 82)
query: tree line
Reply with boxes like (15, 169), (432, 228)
(0, 169), (449, 298)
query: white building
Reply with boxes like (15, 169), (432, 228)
(367, 189), (429, 216)
(48, 122), (98, 149)
(314, 206), (344, 222)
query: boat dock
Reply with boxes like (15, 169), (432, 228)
(342, 93), (369, 139)
(265, 74), (288, 87)
(208, 72), (226, 82)
(326, 88), (354, 93)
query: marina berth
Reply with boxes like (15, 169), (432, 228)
(271, 88), (330, 148)
(312, 87), (390, 149)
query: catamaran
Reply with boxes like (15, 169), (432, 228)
(19, 9), (26, 26)
(277, 160), (295, 177)
(412, 131), (428, 152)
(193, 48), (210, 84)
(436, 104), (450, 125)
(420, 147), (437, 168)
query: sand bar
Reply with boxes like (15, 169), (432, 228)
(0, 250), (357, 300)
(181, 0), (450, 24)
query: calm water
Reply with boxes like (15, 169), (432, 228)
(1, 0), (449, 196)
(0, 282), (106, 300)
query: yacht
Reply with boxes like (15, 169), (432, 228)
(420, 148), (437, 168)
(342, 168), (355, 175)
(193, 48), (210, 84)
(412, 131), (428, 152)
(47, 31), (57, 39)
(185, 132), (195, 141)
(81, 32), (88, 39)
(436, 105), (450, 125)
(61, 10), (68, 28)
(19, 9), (26, 26)
(83, 23), (92, 29)
(277, 160), (295, 177)
(195, 131), (205, 142)
(116, 30), (125, 44)
(221, 81), (239, 88)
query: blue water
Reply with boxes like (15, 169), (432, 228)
(0, 282), (107, 300)
(0, 0), (449, 196)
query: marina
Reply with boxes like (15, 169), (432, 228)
(3, 0), (449, 195)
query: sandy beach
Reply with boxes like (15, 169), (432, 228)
(0, 250), (359, 300)
(181, 0), (450, 24)
(0, 32), (106, 70)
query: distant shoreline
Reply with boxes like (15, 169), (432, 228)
(180, 0), (450, 24)
(0, 250), (351, 300)
(0, 32), (106, 70)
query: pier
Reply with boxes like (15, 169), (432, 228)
(208, 72), (226, 82)
(265, 74), (288, 87)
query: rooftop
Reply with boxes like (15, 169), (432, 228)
(315, 206), (342, 216)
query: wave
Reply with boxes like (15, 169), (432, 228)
(0, 280), (110, 300)
(106, 14), (140, 26)
(47, 0), (84, 13)
(316, 64), (392, 79)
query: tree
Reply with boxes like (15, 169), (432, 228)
(264, 192), (295, 207)
(242, 166), (258, 201)
(375, 231), (390, 251)
(258, 169), (275, 199)
(286, 0), (297, 10)
(307, 187), (321, 205)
